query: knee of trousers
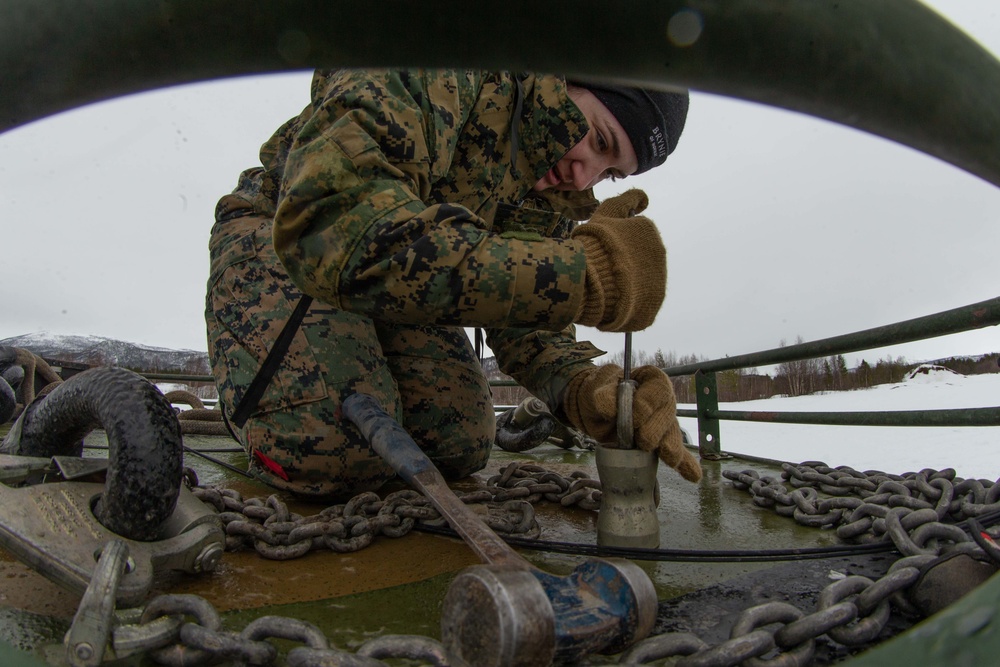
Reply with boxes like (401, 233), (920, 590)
(385, 339), (496, 481)
(238, 399), (493, 495)
(240, 406), (396, 500)
(428, 410), (495, 481)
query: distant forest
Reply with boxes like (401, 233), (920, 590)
(485, 348), (1000, 407)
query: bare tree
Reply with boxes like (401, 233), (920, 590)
(775, 336), (822, 397)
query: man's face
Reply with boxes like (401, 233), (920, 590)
(533, 86), (639, 192)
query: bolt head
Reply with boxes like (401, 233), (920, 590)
(194, 543), (224, 572)
(74, 642), (94, 661)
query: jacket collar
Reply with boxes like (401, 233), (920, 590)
(512, 74), (600, 221)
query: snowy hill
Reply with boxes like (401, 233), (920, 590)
(0, 332), (210, 374)
(678, 365), (1000, 481)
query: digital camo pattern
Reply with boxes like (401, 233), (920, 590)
(267, 69), (592, 329)
(206, 69), (610, 496)
(207, 207), (493, 497)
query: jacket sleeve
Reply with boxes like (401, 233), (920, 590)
(270, 69), (586, 330)
(481, 192), (608, 409)
(485, 324), (605, 410)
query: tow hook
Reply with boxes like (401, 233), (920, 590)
(0, 457), (224, 607)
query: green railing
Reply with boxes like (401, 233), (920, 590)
(665, 297), (1000, 458)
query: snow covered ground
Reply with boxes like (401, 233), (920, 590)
(677, 366), (1000, 481)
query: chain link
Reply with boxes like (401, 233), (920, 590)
(724, 462), (995, 546)
(103, 463), (603, 664)
(100, 458), (1000, 666)
(188, 462), (601, 561)
(619, 462), (999, 665)
(112, 592), (453, 666)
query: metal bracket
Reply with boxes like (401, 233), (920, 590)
(0, 453), (55, 483)
(0, 454), (110, 483)
(65, 539), (129, 667)
(53, 456), (111, 481)
(0, 479), (224, 607)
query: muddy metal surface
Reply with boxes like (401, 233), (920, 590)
(0, 427), (852, 664)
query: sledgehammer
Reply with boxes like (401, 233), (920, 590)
(342, 393), (656, 667)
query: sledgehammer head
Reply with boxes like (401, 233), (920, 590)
(441, 557), (657, 667)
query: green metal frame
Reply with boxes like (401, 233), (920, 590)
(3, 0), (1000, 189)
(694, 371), (723, 459)
(670, 295), (1000, 454)
(845, 568), (1000, 666)
(667, 297), (1000, 377)
(5, 0), (1000, 664)
(682, 406), (1000, 429)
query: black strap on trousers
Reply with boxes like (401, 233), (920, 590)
(229, 295), (313, 429)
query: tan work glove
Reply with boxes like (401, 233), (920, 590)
(562, 364), (702, 482)
(570, 189), (667, 332)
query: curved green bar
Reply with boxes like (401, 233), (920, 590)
(2, 0), (999, 188)
(846, 570), (1000, 666)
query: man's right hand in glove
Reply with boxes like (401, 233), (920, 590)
(571, 188), (667, 332)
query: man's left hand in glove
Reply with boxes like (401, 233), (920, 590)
(561, 364), (702, 482)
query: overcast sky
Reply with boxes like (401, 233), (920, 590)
(1, 1), (998, 373)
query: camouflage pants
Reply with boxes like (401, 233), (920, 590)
(205, 199), (494, 499)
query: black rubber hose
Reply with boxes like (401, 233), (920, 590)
(0, 367), (183, 541)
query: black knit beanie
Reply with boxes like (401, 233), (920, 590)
(575, 83), (690, 175)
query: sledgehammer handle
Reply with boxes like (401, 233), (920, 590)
(343, 393), (531, 570)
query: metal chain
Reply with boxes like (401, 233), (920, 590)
(618, 461), (997, 666)
(86, 458), (1000, 666)
(110, 593), (456, 666)
(723, 462), (999, 543)
(189, 461), (602, 561)
(485, 461), (603, 511)
(103, 463), (604, 665)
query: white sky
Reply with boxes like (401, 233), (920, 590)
(0, 1), (998, 372)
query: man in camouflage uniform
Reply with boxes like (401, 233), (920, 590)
(206, 69), (701, 499)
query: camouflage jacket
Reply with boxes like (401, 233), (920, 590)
(228, 68), (607, 408)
